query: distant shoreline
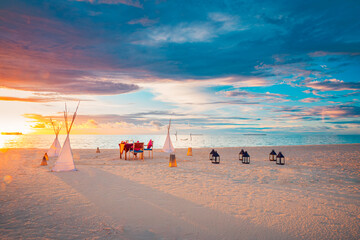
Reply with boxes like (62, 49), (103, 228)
(243, 134), (267, 135)
(1, 132), (22, 135)
(1, 134), (360, 149)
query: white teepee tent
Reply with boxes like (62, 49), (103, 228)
(47, 118), (62, 157)
(52, 102), (79, 172)
(163, 118), (175, 153)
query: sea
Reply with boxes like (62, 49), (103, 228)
(1, 134), (360, 149)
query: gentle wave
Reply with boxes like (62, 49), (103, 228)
(1, 134), (360, 149)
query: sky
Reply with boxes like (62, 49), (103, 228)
(0, 0), (359, 135)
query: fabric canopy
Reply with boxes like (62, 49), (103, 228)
(163, 118), (174, 153)
(52, 102), (79, 172)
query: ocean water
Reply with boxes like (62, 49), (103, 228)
(1, 134), (360, 149)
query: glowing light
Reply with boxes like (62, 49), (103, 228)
(3, 175), (13, 184)
(0, 148), (9, 153)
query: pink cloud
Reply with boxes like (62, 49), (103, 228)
(74, 0), (143, 8)
(299, 97), (320, 103)
(128, 17), (157, 26)
(0, 96), (49, 103)
(306, 79), (360, 91)
(222, 77), (273, 87)
(274, 105), (360, 119)
(0, 10), (140, 95)
(309, 51), (360, 57)
(0, 95), (86, 103)
(224, 90), (288, 103)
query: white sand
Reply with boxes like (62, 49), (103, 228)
(0, 144), (359, 239)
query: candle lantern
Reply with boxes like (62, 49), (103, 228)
(169, 154), (177, 167)
(211, 151), (220, 164)
(269, 150), (276, 161)
(209, 149), (216, 161)
(187, 147), (192, 156)
(40, 153), (48, 166)
(242, 151), (250, 164)
(276, 152), (285, 165)
(239, 149), (245, 161)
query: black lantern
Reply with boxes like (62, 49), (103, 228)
(211, 151), (220, 164)
(276, 152), (285, 165)
(209, 149), (216, 161)
(239, 149), (245, 161)
(269, 150), (277, 161)
(242, 151), (250, 164)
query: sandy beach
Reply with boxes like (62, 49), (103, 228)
(1, 144), (359, 239)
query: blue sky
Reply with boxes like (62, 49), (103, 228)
(0, 0), (359, 134)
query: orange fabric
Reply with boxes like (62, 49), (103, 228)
(119, 142), (125, 154)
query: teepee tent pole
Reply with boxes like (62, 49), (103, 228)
(64, 103), (69, 133)
(69, 101), (80, 133)
(51, 102), (80, 172)
(50, 118), (61, 136)
(50, 118), (56, 133)
(47, 118), (62, 157)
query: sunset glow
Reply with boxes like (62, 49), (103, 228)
(0, 0), (359, 135)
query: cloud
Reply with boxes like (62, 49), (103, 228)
(54, 81), (139, 95)
(149, 120), (163, 130)
(136, 12), (244, 45)
(301, 91), (360, 103)
(31, 123), (46, 128)
(22, 110), (262, 134)
(0, 96), (54, 103)
(74, 0), (143, 8)
(1, 0), (359, 86)
(305, 79), (360, 91)
(144, 23), (215, 44)
(327, 120), (360, 125)
(0, 76), (140, 95)
(140, 77), (271, 112)
(299, 97), (321, 103)
(142, 80), (213, 111)
(208, 12), (245, 32)
(255, 61), (316, 86)
(273, 105), (360, 120)
(23, 112), (169, 128)
(309, 51), (360, 57)
(222, 77), (273, 87)
(128, 17), (158, 26)
(272, 106), (304, 113)
(0, 10), (141, 95)
(0, 95), (88, 103)
(23, 114), (51, 124)
(317, 106), (360, 118)
(85, 119), (99, 128)
(224, 89), (288, 103)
